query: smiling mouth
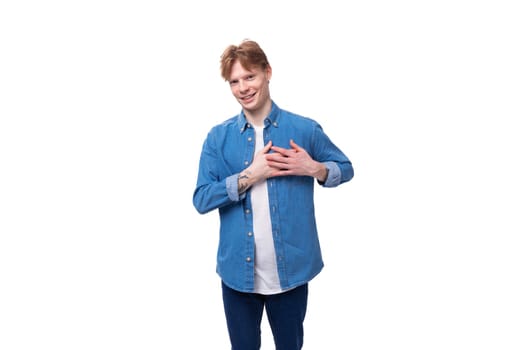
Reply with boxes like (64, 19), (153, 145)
(241, 92), (256, 101)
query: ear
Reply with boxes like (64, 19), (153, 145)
(265, 65), (272, 81)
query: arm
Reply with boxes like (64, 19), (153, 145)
(266, 139), (328, 182)
(237, 140), (275, 194)
(266, 125), (353, 187)
(193, 136), (276, 214)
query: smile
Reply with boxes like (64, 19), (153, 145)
(241, 92), (256, 101)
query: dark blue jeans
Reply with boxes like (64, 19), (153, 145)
(221, 281), (308, 350)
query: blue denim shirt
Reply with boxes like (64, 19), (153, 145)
(193, 102), (354, 292)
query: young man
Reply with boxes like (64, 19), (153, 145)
(192, 39), (354, 350)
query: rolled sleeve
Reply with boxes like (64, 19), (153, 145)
(226, 174), (247, 201)
(320, 161), (341, 187)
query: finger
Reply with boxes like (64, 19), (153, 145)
(289, 139), (303, 152)
(270, 145), (289, 155)
(262, 140), (273, 153)
(266, 153), (286, 163)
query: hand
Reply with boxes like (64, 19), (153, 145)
(266, 140), (327, 181)
(250, 140), (277, 179)
(241, 141), (278, 184)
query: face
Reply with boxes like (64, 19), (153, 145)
(228, 60), (272, 116)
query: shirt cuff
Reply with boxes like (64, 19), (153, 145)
(226, 174), (246, 201)
(320, 161), (341, 187)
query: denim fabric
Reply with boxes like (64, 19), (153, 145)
(222, 281), (308, 350)
(193, 101), (354, 292)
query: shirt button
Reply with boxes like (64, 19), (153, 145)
(246, 257), (252, 262)
(248, 137), (253, 142)
(245, 209), (250, 214)
(244, 161), (249, 166)
(248, 232), (253, 237)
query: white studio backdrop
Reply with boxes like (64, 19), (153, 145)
(1, 1), (524, 349)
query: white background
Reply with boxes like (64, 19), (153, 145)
(1, 1), (524, 349)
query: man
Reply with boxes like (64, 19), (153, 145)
(192, 39), (354, 350)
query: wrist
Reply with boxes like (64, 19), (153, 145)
(313, 163), (328, 182)
(237, 170), (253, 194)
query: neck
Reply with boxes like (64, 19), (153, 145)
(244, 99), (272, 127)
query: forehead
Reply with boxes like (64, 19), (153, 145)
(229, 60), (264, 80)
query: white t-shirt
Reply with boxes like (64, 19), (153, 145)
(251, 125), (282, 294)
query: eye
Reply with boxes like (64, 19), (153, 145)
(247, 75), (255, 80)
(229, 80), (238, 86)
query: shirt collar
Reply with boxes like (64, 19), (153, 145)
(237, 101), (281, 133)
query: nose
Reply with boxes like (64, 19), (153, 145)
(238, 80), (248, 92)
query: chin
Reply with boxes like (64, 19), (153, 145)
(241, 101), (256, 110)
